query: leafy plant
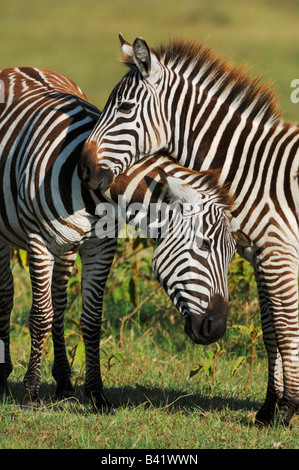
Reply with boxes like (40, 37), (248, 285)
(69, 341), (85, 377)
(230, 323), (263, 390)
(189, 342), (226, 393)
(68, 333), (124, 383)
(227, 255), (259, 326)
(101, 350), (124, 379)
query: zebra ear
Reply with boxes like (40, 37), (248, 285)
(119, 33), (134, 62)
(158, 170), (201, 205)
(133, 37), (152, 78)
(133, 37), (161, 82)
(230, 218), (252, 247)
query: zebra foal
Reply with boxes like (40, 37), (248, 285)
(79, 35), (299, 425)
(0, 67), (236, 409)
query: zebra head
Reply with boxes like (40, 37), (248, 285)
(79, 34), (171, 190)
(151, 169), (237, 345)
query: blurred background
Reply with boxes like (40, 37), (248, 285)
(0, 0), (298, 121)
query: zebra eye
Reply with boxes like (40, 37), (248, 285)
(118, 102), (134, 114)
(201, 238), (211, 251)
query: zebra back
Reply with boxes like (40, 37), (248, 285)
(76, 35), (299, 425)
(0, 66), (236, 410)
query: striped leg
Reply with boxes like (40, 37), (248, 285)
(254, 252), (299, 426)
(0, 242), (14, 396)
(22, 234), (55, 407)
(51, 251), (77, 400)
(79, 237), (118, 411)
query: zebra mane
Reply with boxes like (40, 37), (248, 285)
(181, 168), (235, 211)
(121, 38), (282, 126)
(193, 169), (235, 210)
(158, 160), (235, 211)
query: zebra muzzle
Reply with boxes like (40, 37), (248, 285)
(78, 159), (115, 190)
(78, 140), (115, 190)
(184, 294), (229, 345)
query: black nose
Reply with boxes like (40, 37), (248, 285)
(184, 294), (229, 345)
(78, 157), (91, 183)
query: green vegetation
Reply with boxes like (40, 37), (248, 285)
(1, 243), (299, 449)
(0, 0), (298, 450)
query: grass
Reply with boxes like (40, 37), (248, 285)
(1, 400), (297, 449)
(1, 336), (299, 449)
(1, 255), (299, 449)
(0, 0), (298, 450)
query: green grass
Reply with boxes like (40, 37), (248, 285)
(1, 253), (299, 449)
(1, 333), (299, 449)
(0, 0), (299, 450)
(2, 326), (299, 449)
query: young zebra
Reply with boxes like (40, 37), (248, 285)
(79, 35), (299, 425)
(0, 67), (236, 409)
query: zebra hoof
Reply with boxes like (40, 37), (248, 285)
(255, 406), (275, 426)
(256, 400), (295, 427)
(0, 382), (9, 398)
(90, 391), (112, 413)
(21, 394), (42, 411)
(55, 380), (76, 401)
(276, 400), (297, 427)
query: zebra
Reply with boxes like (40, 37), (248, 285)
(78, 35), (299, 425)
(102, 153), (238, 343)
(0, 67), (236, 410)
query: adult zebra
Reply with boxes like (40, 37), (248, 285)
(79, 35), (299, 425)
(0, 67), (236, 409)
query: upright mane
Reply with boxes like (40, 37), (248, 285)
(121, 38), (282, 126)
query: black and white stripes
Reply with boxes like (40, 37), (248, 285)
(78, 35), (299, 425)
(0, 67), (236, 409)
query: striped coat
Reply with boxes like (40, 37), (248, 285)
(0, 67), (236, 409)
(78, 36), (299, 425)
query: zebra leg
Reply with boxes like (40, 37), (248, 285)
(79, 237), (118, 412)
(51, 251), (77, 400)
(254, 253), (299, 426)
(0, 242), (14, 396)
(22, 234), (55, 408)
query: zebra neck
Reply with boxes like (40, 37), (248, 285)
(167, 99), (298, 202)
